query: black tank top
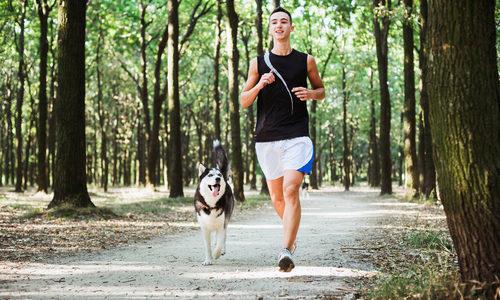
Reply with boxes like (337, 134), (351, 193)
(254, 49), (309, 142)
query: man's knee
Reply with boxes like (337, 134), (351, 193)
(283, 183), (300, 203)
(270, 190), (284, 205)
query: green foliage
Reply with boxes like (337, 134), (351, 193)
(0, 0), (423, 188)
(405, 230), (452, 251)
(368, 263), (459, 299)
(22, 205), (119, 220)
(368, 229), (459, 299)
(110, 196), (192, 216)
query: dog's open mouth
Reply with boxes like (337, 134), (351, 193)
(208, 184), (221, 197)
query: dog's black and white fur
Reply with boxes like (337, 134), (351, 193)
(194, 140), (234, 265)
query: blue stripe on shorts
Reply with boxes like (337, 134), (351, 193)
(297, 147), (314, 174)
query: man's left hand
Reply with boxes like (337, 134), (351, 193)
(291, 87), (313, 101)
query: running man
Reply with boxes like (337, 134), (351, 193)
(240, 7), (325, 272)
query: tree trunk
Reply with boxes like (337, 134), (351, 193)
(4, 80), (14, 185)
(398, 112), (404, 186)
(14, 0), (28, 192)
(48, 21), (56, 188)
(138, 2), (151, 186)
(309, 99), (319, 189)
(255, 0), (268, 194)
(137, 117), (146, 185)
(402, 0), (419, 197)
(48, 0), (93, 208)
(148, 16), (169, 187)
(23, 102), (35, 190)
(368, 69), (381, 187)
(36, 0), (51, 193)
(427, 0), (500, 282)
(0, 109), (3, 186)
(213, 0), (222, 141)
(342, 66), (350, 191)
(418, 0), (436, 198)
(112, 123), (118, 186)
(96, 23), (108, 192)
(328, 125), (335, 185)
(167, 0), (184, 197)
(226, 0), (245, 202)
(373, 0), (392, 194)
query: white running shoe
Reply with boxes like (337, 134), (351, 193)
(278, 248), (295, 272)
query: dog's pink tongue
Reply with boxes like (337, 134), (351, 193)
(212, 185), (220, 197)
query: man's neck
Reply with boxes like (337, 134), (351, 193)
(271, 40), (292, 56)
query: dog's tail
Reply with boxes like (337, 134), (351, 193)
(213, 140), (229, 178)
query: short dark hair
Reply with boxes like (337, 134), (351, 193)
(269, 7), (292, 24)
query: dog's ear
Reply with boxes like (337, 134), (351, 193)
(198, 163), (206, 176)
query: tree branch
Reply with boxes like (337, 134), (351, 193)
(179, 0), (213, 54)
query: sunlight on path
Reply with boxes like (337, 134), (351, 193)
(1, 186), (417, 299)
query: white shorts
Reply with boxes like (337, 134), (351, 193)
(255, 136), (314, 180)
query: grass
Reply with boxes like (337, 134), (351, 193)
(365, 229), (500, 299)
(405, 230), (453, 251)
(237, 194), (269, 209)
(368, 262), (460, 299)
(14, 193), (269, 221)
(395, 191), (440, 206)
(20, 204), (119, 220)
(368, 229), (458, 299)
(110, 196), (192, 216)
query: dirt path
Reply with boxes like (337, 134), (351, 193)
(0, 187), (420, 299)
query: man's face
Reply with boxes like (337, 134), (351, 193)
(269, 11), (294, 41)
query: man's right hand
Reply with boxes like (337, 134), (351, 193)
(241, 58), (276, 109)
(257, 72), (276, 90)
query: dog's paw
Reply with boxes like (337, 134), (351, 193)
(214, 248), (222, 259)
(202, 259), (212, 266)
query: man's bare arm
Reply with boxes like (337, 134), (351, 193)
(240, 58), (275, 109)
(291, 55), (325, 101)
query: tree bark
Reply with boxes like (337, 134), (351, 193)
(112, 120), (118, 186)
(418, 0), (436, 198)
(137, 1), (151, 186)
(148, 15), (169, 187)
(47, 18), (56, 188)
(373, 0), (392, 194)
(36, 0), (51, 193)
(213, 0), (222, 141)
(398, 112), (404, 186)
(309, 99), (319, 189)
(96, 21), (108, 192)
(4, 80), (14, 185)
(402, 0), (419, 197)
(23, 95), (36, 190)
(368, 69), (381, 187)
(226, 0), (245, 202)
(342, 66), (350, 191)
(241, 26), (257, 191)
(255, 0), (268, 195)
(427, 0), (500, 282)
(48, 0), (93, 208)
(167, 0), (184, 197)
(14, 0), (28, 192)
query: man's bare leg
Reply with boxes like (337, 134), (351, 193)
(282, 170), (304, 250)
(267, 177), (285, 219)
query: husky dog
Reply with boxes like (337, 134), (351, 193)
(194, 140), (234, 265)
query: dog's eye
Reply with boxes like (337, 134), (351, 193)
(208, 174), (213, 177)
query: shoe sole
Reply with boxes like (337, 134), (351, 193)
(278, 256), (295, 272)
